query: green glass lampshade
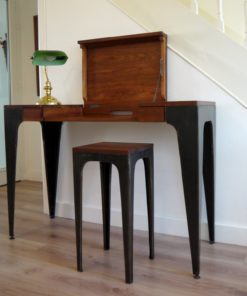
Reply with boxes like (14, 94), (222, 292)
(31, 50), (68, 66)
(31, 50), (68, 105)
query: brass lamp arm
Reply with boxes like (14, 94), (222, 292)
(44, 66), (50, 83)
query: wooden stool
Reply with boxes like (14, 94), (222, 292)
(72, 142), (154, 284)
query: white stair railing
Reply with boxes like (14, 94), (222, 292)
(244, 0), (247, 46)
(217, 0), (225, 32)
(180, 0), (247, 48)
(191, 0), (199, 15)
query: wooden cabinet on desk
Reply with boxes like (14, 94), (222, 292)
(78, 31), (167, 122)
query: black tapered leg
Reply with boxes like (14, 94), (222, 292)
(167, 104), (216, 279)
(118, 158), (135, 284)
(41, 122), (62, 218)
(143, 154), (154, 260)
(203, 120), (215, 244)
(73, 153), (85, 272)
(167, 105), (202, 279)
(100, 162), (112, 250)
(4, 107), (23, 239)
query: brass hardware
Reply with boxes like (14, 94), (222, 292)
(152, 59), (164, 103)
(36, 66), (61, 105)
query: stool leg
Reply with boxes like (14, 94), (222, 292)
(143, 155), (154, 260)
(73, 153), (85, 272)
(100, 162), (112, 250)
(118, 160), (135, 284)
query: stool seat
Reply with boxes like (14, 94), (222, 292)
(73, 142), (153, 155)
(73, 142), (154, 284)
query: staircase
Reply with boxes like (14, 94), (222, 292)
(180, 0), (247, 47)
(109, 0), (247, 107)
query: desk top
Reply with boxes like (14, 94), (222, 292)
(4, 102), (215, 123)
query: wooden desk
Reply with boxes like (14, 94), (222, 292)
(4, 101), (215, 278)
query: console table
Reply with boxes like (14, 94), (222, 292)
(4, 101), (215, 278)
(4, 32), (215, 278)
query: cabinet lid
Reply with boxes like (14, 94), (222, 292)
(78, 31), (167, 107)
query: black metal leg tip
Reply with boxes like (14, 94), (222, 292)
(125, 279), (133, 284)
(9, 235), (15, 240)
(149, 254), (155, 260)
(193, 274), (200, 279)
(77, 268), (83, 272)
(209, 240), (215, 245)
(49, 214), (55, 219)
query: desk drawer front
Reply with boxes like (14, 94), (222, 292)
(43, 105), (83, 121)
(23, 107), (42, 121)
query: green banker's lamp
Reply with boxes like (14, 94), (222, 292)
(31, 50), (68, 105)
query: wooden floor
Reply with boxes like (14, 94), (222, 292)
(1, 182), (247, 296)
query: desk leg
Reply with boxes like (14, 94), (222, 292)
(4, 108), (23, 239)
(203, 120), (215, 243)
(40, 122), (62, 218)
(166, 104), (215, 278)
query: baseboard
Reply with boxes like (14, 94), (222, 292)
(0, 168), (41, 186)
(55, 201), (247, 247)
(0, 168), (22, 185)
(0, 168), (6, 186)
(22, 169), (43, 182)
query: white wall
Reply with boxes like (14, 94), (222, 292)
(39, 0), (247, 246)
(9, 0), (42, 181)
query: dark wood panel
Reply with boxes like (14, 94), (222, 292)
(23, 107), (43, 121)
(86, 42), (163, 105)
(79, 32), (167, 108)
(73, 142), (153, 154)
(4, 102), (215, 123)
(33, 15), (39, 96)
(78, 31), (166, 47)
(137, 106), (165, 121)
(43, 105), (84, 121)
(141, 101), (216, 107)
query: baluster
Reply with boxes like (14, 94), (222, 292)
(217, 0), (225, 32)
(244, 0), (247, 46)
(191, 0), (199, 15)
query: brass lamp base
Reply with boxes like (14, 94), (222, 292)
(36, 74), (61, 105)
(36, 95), (61, 105)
